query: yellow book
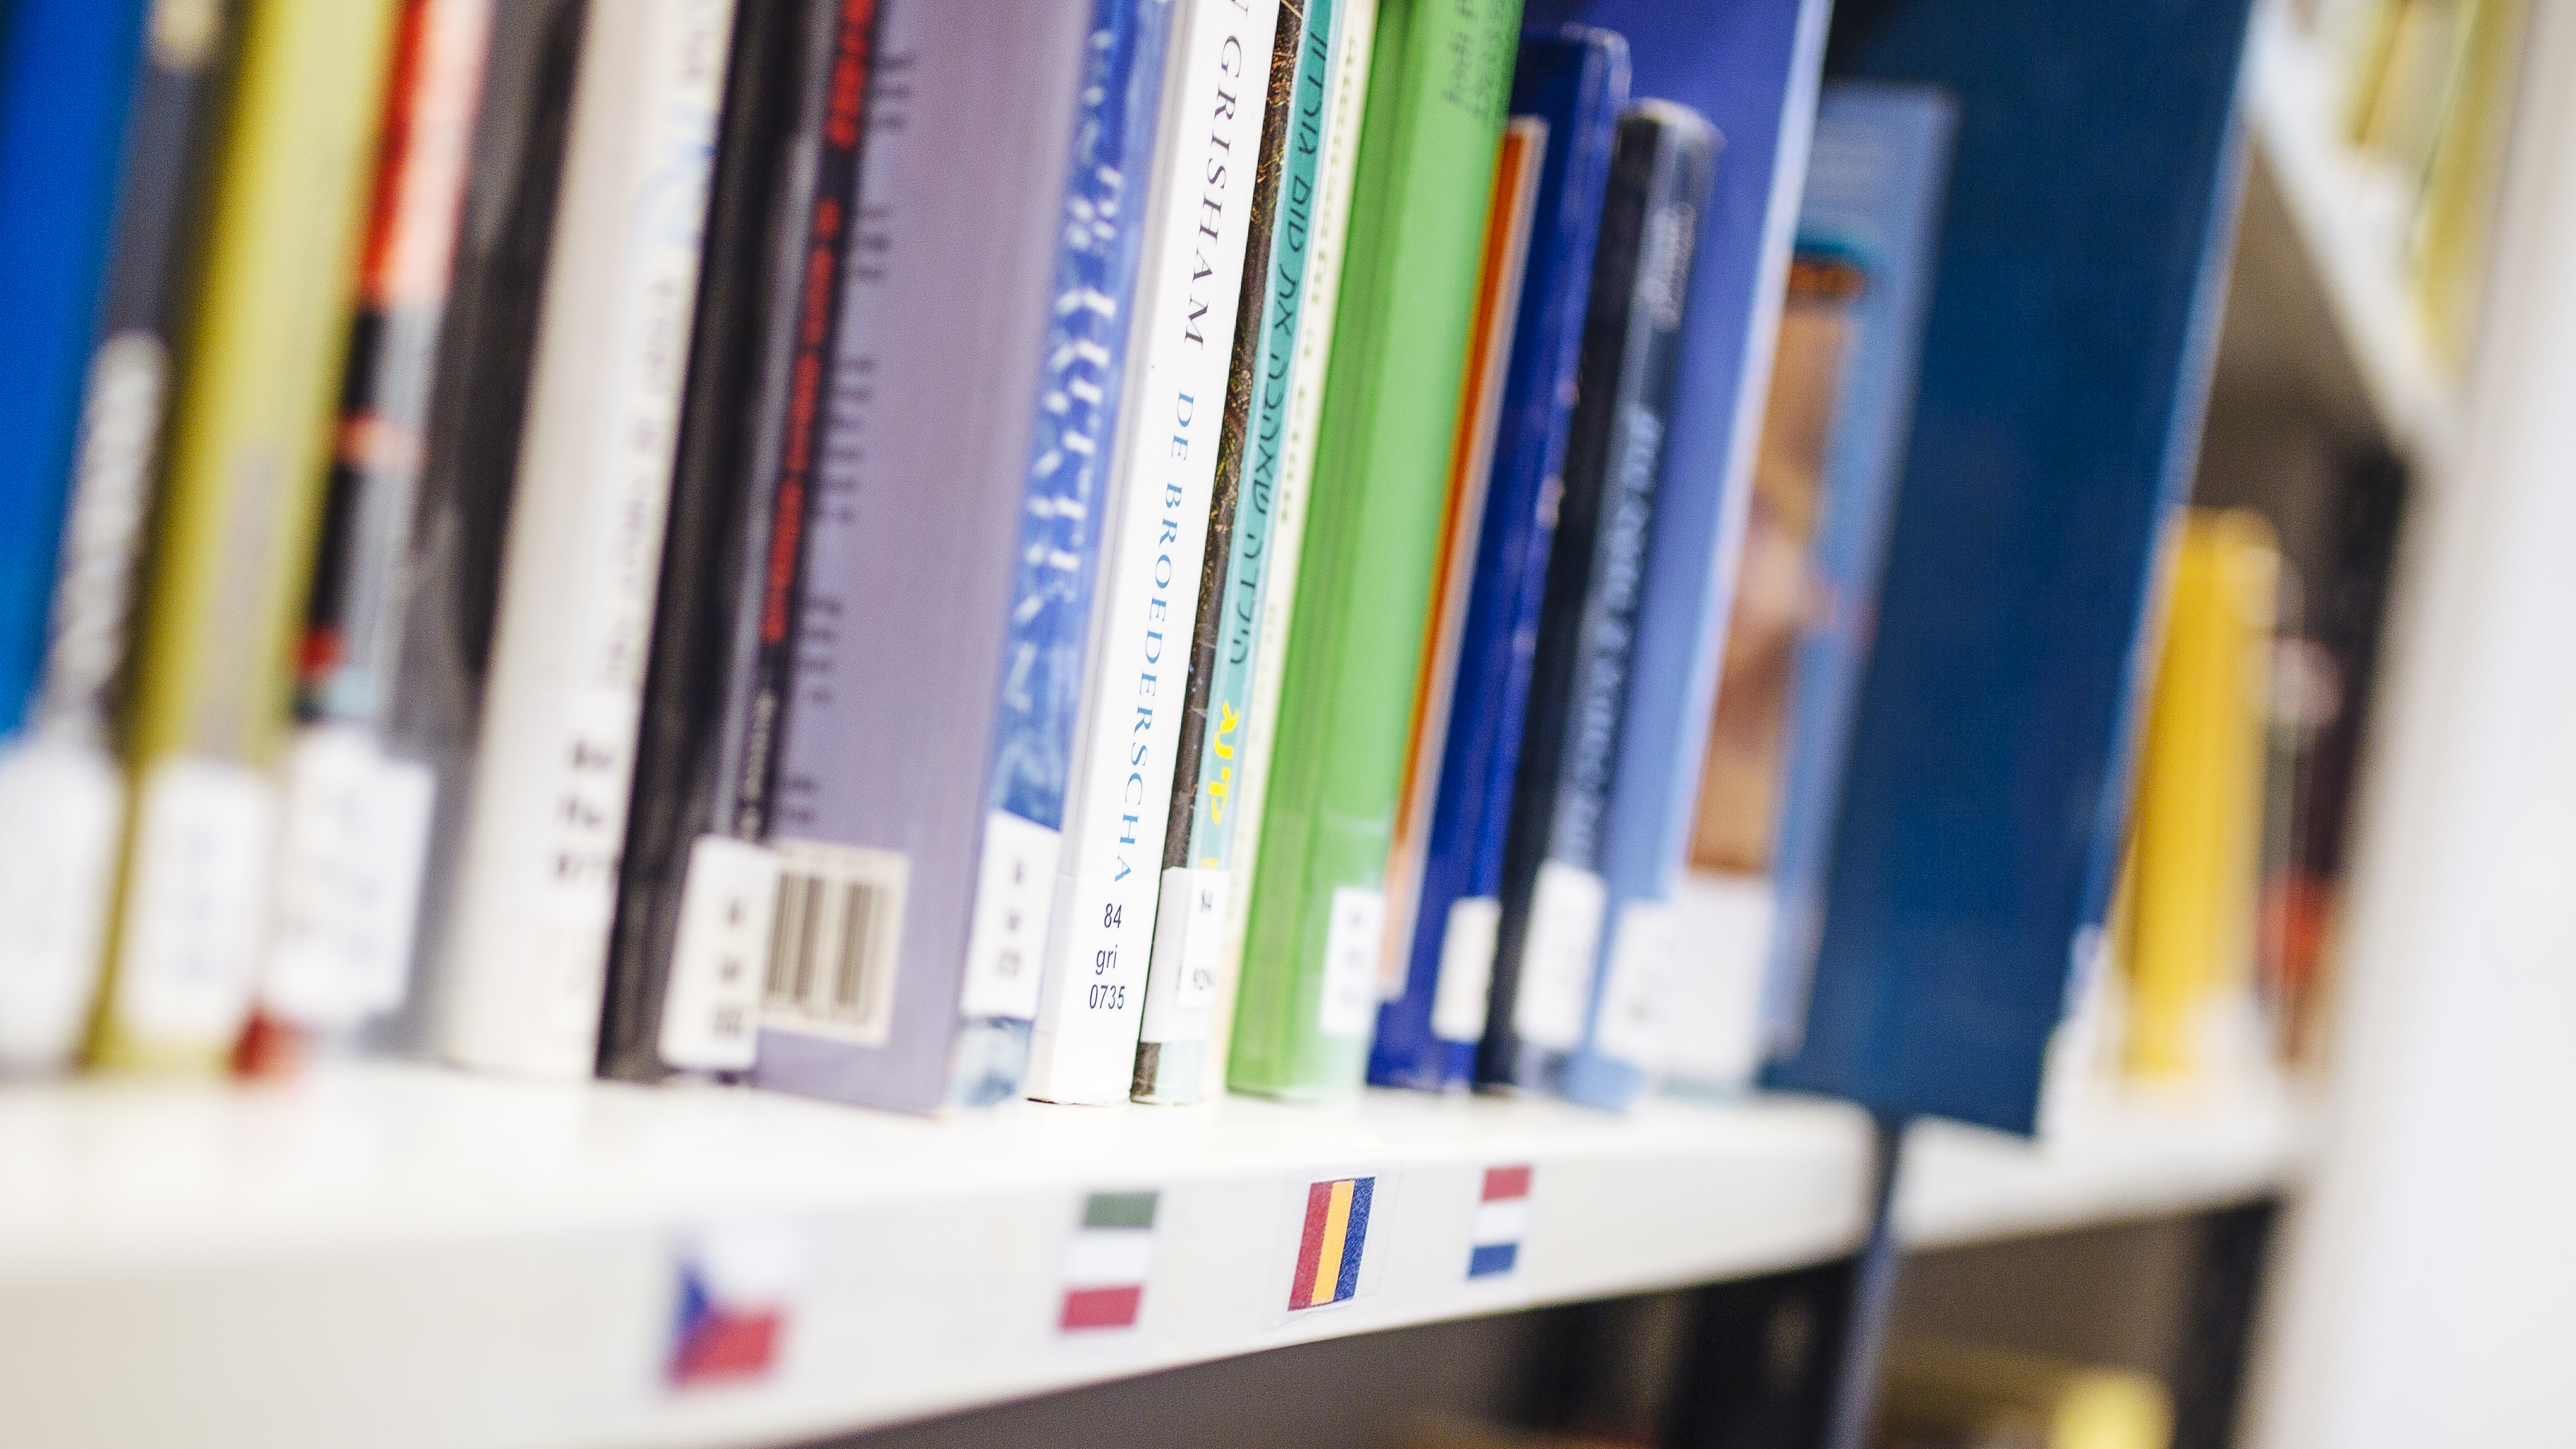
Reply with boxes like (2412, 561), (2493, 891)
(1878, 1340), (2173, 1449)
(92, 0), (402, 1072)
(2120, 509), (2279, 1086)
(2411, 0), (2527, 369)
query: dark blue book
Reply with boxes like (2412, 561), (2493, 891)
(1479, 102), (1718, 1096)
(0, 0), (152, 744)
(1763, 0), (2254, 1132)
(1368, 27), (1628, 1093)
(1517, 0), (1835, 1102)
(1591, 83), (1955, 1104)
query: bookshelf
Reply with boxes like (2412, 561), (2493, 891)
(0, 1065), (2304, 1448)
(2240, 0), (2463, 465)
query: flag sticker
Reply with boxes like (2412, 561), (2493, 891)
(1061, 1190), (1158, 1332)
(1468, 1165), (1532, 1278)
(668, 1219), (809, 1389)
(1289, 1175), (1376, 1311)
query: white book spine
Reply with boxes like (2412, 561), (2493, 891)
(431, 0), (735, 1078)
(1026, 0), (1280, 1104)
(1205, 0), (1377, 1091)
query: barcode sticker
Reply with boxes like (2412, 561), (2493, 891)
(1431, 896), (1501, 1044)
(761, 839), (907, 1046)
(1317, 887), (1385, 1038)
(1138, 866), (1228, 1044)
(260, 725), (437, 1028)
(1512, 862), (1606, 1051)
(1590, 899), (1677, 1069)
(0, 740), (123, 1069)
(960, 810), (1061, 1021)
(113, 757), (278, 1048)
(658, 835), (782, 1071)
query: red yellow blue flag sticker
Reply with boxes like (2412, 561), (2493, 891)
(1289, 1175), (1375, 1310)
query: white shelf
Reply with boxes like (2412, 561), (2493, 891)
(2243, 1), (2465, 464)
(0, 1065), (2306, 1449)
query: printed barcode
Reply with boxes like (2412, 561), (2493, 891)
(760, 841), (908, 1046)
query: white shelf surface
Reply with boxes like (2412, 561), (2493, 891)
(0, 1065), (2305, 1449)
(2243, 0), (2464, 464)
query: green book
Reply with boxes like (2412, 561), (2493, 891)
(1228, 0), (1520, 1099)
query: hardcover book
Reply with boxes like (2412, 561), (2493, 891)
(247, 0), (499, 1069)
(751, 0), (1170, 1112)
(1479, 102), (1717, 1097)
(1765, 0), (2254, 1133)
(1647, 83), (1955, 1097)
(1026, 0), (1282, 1105)
(1133, 0), (1318, 1105)
(1198, 0), (1380, 1096)
(597, 0), (877, 1084)
(1370, 115), (1544, 1088)
(1517, 0), (1833, 1111)
(1227, 0), (1522, 1101)
(427, 0), (739, 1079)
(90, 0), (404, 1074)
(1368, 27), (1629, 1092)
(0, 0), (226, 1075)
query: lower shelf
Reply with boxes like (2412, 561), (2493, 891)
(0, 1064), (2305, 1449)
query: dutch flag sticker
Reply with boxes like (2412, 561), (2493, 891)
(1467, 1165), (1532, 1278)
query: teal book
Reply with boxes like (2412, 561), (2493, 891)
(1228, 0), (1522, 1099)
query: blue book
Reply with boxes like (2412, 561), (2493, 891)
(753, 0), (1171, 1112)
(0, 0), (151, 742)
(1516, 0), (1834, 1106)
(1762, 0), (2254, 1132)
(1368, 27), (1628, 1093)
(1616, 84), (1957, 1099)
(1478, 102), (1719, 1095)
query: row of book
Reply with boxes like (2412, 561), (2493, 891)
(2317, 0), (2527, 367)
(0, 0), (2278, 1135)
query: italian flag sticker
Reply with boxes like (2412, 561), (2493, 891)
(1061, 1190), (1158, 1332)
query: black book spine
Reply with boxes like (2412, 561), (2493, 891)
(598, 0), (878, 1082)
(33, 0), (241, 747)
(1481, 106), (1715, 1092)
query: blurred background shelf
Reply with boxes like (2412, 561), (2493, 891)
(2235, 0), (2464, 467)
(0, 1064), (2306, 1449)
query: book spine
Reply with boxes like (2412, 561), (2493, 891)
(597, 0), (876, 1084)
(1367, 112), (1549, 1091)
(1482, 105), (1715, 1095)
(0, 0), (225, 1076)
(92, 0), (405, 1074)
(247, 0), (494, 1062)
(1026, 0), (1282, 1105)
(1228, 0), (1520, 1101)
(1131, 0), (1315, 1106)
(1201, 0), (1376, 1096)
(1370, 30), (1628, 1093)
(430, 0), (736, 1079)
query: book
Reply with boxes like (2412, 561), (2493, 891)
(90, 0), (404, 1074)
(1517, 0), (1833, 1112)
(2120, 510), (2279, 1086)
(346, 0), (590, 1061)
(245, 0), (499, 1070)
(427, 0), (738, 1079)
(1651, 84), (1955, 1096)
(1875, 1340), (2174, 1449)
(1226, 0), (1522, 1102)
(1365, 114), (1544, 1092)
(1025, 0), (1283, 1105)
(1479, 102), (1718, 1097)
(1368, 28), (1628, 1093)
(1765, 0), (2254, 1133)
(751, 0), (1171, 1113)
(1198, 0), (1379, 1096)
(1132, 0), (1316, 1106)
(0, 0), (226, 1075)
(595, 0), (878, 1084)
